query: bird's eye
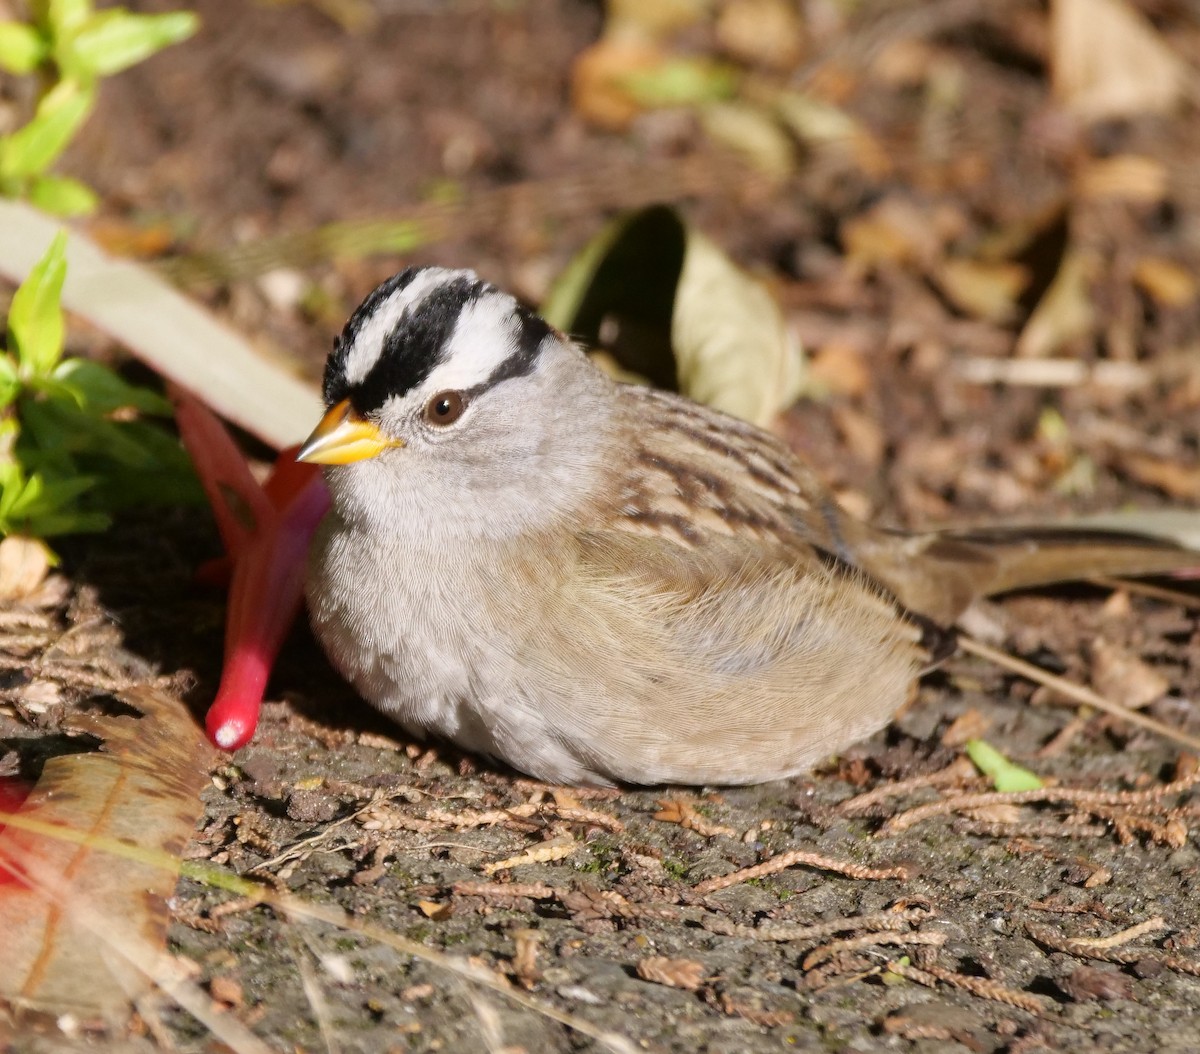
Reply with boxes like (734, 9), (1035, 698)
(425, 390), (466, 425)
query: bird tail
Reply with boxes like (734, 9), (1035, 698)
(856, 524), (1198, 624)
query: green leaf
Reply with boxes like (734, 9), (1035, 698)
(965, 739), (1044, 793)
(52, 357), (172, 414)
(23, 507), (110, 536)
(0, 464), (31, 521)
(8, 232), (67, 378)
(45, 0), (92, 38)
(72, 10), (198, 78)
(27, 172), (97, 215)
(0, 80), (94, 181)
(0, 354), (18, 407)
(618, 57), (737, 108)
(0, 22), (48, 74)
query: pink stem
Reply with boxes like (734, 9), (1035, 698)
(205, 469), (329, 750)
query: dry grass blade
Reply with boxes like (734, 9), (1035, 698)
(0, 811), (638, 1054)
(0, 201), (322, 449)
(0, 849), (273, 1054)
(958, 635), (1200, 753)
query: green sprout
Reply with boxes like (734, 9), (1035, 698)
(0, 0), (198, 215)
(1, 233), (199, 542)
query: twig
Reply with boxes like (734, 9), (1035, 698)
(838, 757), (979, 815)
(693, 850), (908, 894)
(885, 960), (1054, 1015)
(1068, 917), (1167, 949)
(1090, 576), (1200, 610)
(699, 905), (932, 943)
(880, 773), (1199, 835)
(802, 930), (946, 969)
(958, 635), (1200, 752)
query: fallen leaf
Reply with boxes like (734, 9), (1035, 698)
(416, 899), (453, 921)
(699, 100), (795, 181)
(1132, 256), (1196, 308)
(636, 956), (706, 991)
(806, 342), (871, 398)
(965, 739), (1044, 793)
(1118, 454), (1200, 501)
(0, 534), (52, 600)
(934, 258), (1029, 323)
(1051, 0), (1186, 121)
(715, 0), (804, 70)
(0, 686), (213, 1022)
(1090, 638), (1170, 710)
(542, 205), (804, 427)
(941, 709), (992, 748)
(1015, 249), (1096, 358)
(1076, 155), (1168, 204)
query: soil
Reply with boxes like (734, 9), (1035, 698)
(4, 0), (1200, 1051)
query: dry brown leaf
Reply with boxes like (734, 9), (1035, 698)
(607, 0), (710, 38)
(941, 709), (992, 748)
(1016, 249), (1096, 358)
(1076, 155), (1168, 204)
(636, 956), (706, 991)
(935, 258), (1029, 323)
(1133, 256), (1197, 308)
(0, 534), (52, 601)
(416, 899), (454, 921)
(0, 686), (213, 1022)
(1051, 0), (1186, 121)
(1118, 454), (1200, 500)
(699, 101), (795, 181)
(807, 342), (871, 398)
(842, 199), (939, 270)
(511, 928), (542, 989)
(715, 0), (803, 70)
(571, 37), (666, 131)
(1090, 638), (1170, 710)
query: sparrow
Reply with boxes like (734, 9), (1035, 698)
(297, 266), (1196, 785)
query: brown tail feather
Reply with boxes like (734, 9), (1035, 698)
(855, 525), (1199, 624)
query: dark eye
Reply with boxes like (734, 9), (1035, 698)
(425, 390), (466, 425)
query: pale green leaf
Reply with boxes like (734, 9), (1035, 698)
(7, 232), (67, 378)
(542, 205), (804, 427)
(52, 357), (171, 414)
(965, 739), (1044, 792)
(619, 57), (737, 107)
(0, 81), (94, 181)
(72, 10), (198, 78)
(0, 22), (48, 74)
(27, 172), (96, 216)
(0, 354), (18, 407)
(46, 0), (92, 37)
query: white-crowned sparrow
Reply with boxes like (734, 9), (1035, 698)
(298, 266), (1195, 786)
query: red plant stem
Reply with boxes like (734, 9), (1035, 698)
(205, 469), (329, 750)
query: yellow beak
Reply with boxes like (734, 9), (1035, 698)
(296, 398), (404, 465)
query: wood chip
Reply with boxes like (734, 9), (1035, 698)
(636, 956), (706, 991)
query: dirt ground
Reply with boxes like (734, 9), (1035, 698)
(4, 0), (1200, 1050)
